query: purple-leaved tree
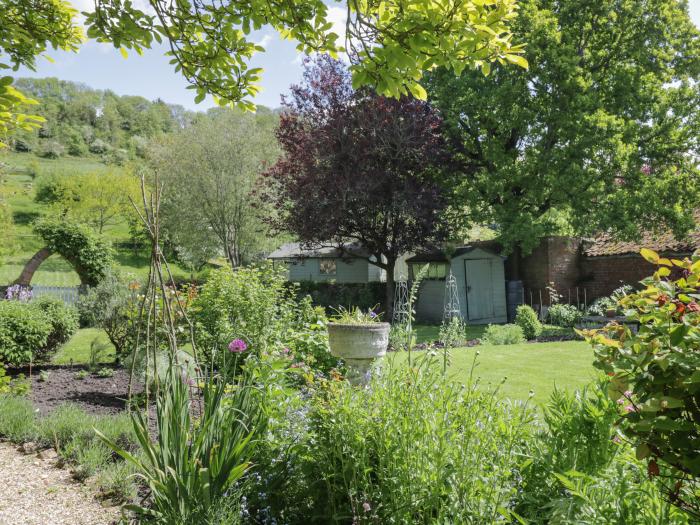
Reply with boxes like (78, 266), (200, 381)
(267, 55), (451, 316)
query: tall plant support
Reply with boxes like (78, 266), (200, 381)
(392, 276), (410, 326)
(442, 271), (461, 324)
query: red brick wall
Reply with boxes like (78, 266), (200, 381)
(519, 237), (582, 303)
(519, 236), (690, 304)
(580, 255), (665, 299)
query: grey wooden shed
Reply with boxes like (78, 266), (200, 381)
(267, 242), (383, 283)
(407, 244), (508, 324)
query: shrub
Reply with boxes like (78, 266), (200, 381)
(89, 138), (109, 154)
(193, 265), (337, 375)
(0, 395), (37, 442)
(439, 316), (468, 347)
(32, 297), (79, 360)
(547, 303), (582, 327)
(515, 304), (542, 340)
(517, 382), (690, 524)
(287, 358), (533, 523)
(583, 249), (700, 507)
(0, 301), (52, 365)
(481, 323), (526, 345)
(294, 281), (387, 312)
(586, 285), (635, 316)
(39, 140), (65, 159)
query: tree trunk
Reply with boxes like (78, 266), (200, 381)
(384, 257), (397, 322)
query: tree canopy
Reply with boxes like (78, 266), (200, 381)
(1, 0), (527, 145)
(268, 55), (451, 311)
(148, 108), (281, 270)
(427, 0), (700, 254)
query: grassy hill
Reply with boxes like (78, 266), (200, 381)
(0, 151), (195, 286)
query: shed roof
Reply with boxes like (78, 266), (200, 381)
(267, 241), (371, 259)
(585, 215), (700, 257)
(406, 241), (502, 263)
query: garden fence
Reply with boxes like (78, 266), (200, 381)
(31, 285), (81, 306)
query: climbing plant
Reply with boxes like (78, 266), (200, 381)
(33, 217), (113, 287)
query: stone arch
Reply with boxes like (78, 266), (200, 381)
(13, 218), (113, 288)
(13, 247), (55, 286)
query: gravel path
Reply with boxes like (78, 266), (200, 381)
(0, 442), (120, 525)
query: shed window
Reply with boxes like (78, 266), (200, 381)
(410, 262), (447, 280)
(319, 259), (337, 275)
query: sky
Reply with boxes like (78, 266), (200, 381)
(13, 1), (700, 112)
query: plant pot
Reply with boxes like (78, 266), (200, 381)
(327, 322), (390, 384)
(605, 308), (617, 318)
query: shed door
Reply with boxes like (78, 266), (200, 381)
(465, 259), (494, 321)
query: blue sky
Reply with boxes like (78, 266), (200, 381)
(14, 1), (700, 112)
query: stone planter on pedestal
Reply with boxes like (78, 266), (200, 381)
(327, 322), (390, 385)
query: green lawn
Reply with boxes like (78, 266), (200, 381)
(52, 328), (116, 365)
(392, 340), (597, 406)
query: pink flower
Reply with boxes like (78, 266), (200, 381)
(624, 404), (636, 413)
(228, 339), (248, 353)
(362, 502), (371, 513)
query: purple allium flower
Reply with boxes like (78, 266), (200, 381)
(362, 502), (371, 512)
(369, 311), (377, 319)
(228, 338), (248, 353)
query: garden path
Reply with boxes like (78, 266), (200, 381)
(0, 443), (119, 525)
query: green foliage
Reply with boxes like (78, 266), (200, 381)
(282, 358), (533, 523)
(584, 249), (700, 485)
(516, 384), (689, 524)
(97, 363), (259, 522)
(481, 323), (526, 345)
(515, 304), (542, 340)
(84, 0), (524, 111)
(0, 1), (81, 146)
(0, 300), (52, 365)
(193, 264), (335, 374)
(0, 395), (37, 442)
(439, 316), (468, 348)
(330, 305), (382, 324)
(294, 281), (387, 312)
(547, 303), (583, 328)
(32, 296), (79, 359)
(77, 269), (135, 359)
(33, 216), (113, 286)
(587, 285), (634, 316)
(74, 369), (89, 380)
(0, 366), (29, 396)
(427, 0), (700, 252)
(95, 367), (114, 378)
(149, 108), (280, 269)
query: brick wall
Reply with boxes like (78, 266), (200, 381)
(519, 237), (582, 303)
(579, 255), (683, 299)
(518, 236), (691, 304)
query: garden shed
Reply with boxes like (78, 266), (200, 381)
(407, 244), (508, 324)
(268, 242), (384, 283)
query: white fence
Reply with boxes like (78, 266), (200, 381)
(32, 285), (81, 305)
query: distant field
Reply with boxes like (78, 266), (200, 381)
(0, 151), (195, 285)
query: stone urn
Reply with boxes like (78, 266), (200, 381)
(327, 322), (390, 384)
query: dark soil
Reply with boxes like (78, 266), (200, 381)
(8, 364), (144, 417)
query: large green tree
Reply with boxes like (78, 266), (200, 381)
(1, 0), (527, 145)
(148, 109), (280, 269)
(427, 0), (700, 258)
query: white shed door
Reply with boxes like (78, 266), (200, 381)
(465, 259), (494, 321)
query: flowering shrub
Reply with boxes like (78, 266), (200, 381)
(4, 284), (32, 302)
(193, 265), (336, 376)
(547, 303), (583, 327)
(587, 285), (634, 316)
(582, 249), (700, 491)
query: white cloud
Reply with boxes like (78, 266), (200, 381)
(255, 34), (275, 49)
(326, 6), (347, 44)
